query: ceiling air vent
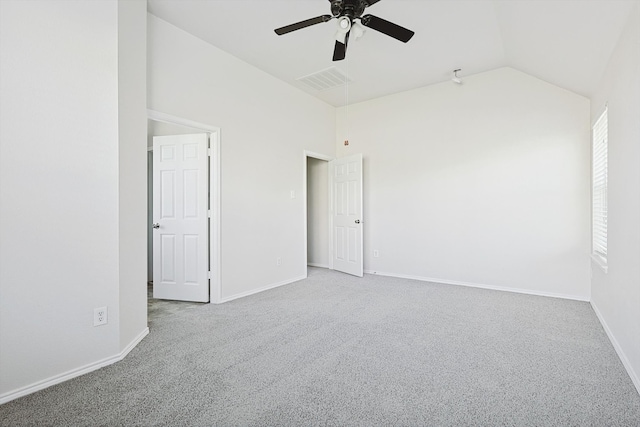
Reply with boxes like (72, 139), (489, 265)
(297, 67), (352, 91)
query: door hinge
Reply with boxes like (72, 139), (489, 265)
(207, 210), (212, 218)
(208, 271), (212, 279)
(207, 148), (212, 157)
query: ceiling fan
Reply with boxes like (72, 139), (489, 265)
(274, 0), (415, 61)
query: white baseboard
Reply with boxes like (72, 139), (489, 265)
(217, 274), (307, 304)
(120, 327), (150, 360)
(307, 263), (329, 269)
(591, 301), (640, 395)
(0, 327), (149, 405)
(363, 270), (590, 302)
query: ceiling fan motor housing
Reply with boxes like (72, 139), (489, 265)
(330, 0), (368, 20)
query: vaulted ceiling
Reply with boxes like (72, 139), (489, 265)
(147, 0), (637, 106)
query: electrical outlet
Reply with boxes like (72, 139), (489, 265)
(290, 190), (296, 199)
(277, 257), (282, 266)
(94, 307), (108, 327)
(373, 250), (380, 258)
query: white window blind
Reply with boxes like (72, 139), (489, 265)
(592, 107), (608, 264)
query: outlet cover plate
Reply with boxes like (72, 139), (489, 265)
(94, 307), (108, 326)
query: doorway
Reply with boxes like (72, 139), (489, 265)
(305, 152), (364, 277)
(147, 110), (221, 311)
(306, 156), (330, 268)
(304, 151), (332, 272)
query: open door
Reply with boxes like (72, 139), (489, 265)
(329, 153), (363, 277)
(152, 133), (209, 302)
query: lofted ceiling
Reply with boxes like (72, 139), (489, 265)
(147, 0), (637, 107)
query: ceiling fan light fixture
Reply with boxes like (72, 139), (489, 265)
(452, 69), (463, 84)
(338, 16), (351, 31)
(351, 21), (366, 40)
(335, 16), (352, 44)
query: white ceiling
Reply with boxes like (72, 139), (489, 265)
(147, 0), (637, 107)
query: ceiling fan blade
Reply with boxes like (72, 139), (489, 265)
(275, 15), (333, 35)
(332, 41), (346, 61)
(361, 14), (414, 43)
(332, 31), (350, 61)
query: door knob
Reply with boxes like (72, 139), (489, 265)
(152, 223), (160, 229)
(355, 220), (361, 224)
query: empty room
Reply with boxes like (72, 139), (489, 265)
(1, 0), (639, 425)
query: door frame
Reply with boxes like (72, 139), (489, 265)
(303, 151), (333, 275)
(147, 109), (222, 303)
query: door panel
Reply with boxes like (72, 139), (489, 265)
(153, 133), (209, 302)
(160, 234), (176, 283)
(330, 154), (363, 277)
(160, 171), (176, 218)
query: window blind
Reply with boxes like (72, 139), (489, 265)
(592, 107), (608, 263)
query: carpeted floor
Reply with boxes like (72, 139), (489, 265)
(1, 267), (639, 426)
(147, 281), (205, 325)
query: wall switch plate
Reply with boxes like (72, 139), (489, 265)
(373, 250), (380, 258)
(94, 307), (108, 326)
(290, 190), (295, 199)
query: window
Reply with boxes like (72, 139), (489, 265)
(592, 107), (608, 269)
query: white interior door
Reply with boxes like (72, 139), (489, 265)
(330, 153), (363, 277)
(153, 133), (209, 302)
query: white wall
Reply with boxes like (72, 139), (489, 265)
(0, 0), (148, 402)
(336, 67), (591, 300)
(147, 15), (336, 301)
(117, 0), (148, 354)
(0, 0), (120, 398)
(590, 4), (640, 393)
(307, 157), (329, 268)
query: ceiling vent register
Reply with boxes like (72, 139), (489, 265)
(297, 67), (352, 91)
